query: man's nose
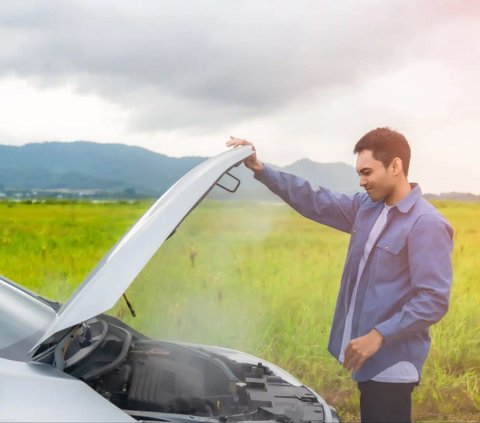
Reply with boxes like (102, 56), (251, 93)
(359, 176), (367, 187)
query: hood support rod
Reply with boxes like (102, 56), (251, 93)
(123, 293), (137, 317)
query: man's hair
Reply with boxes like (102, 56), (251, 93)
(353, 127), (411, 176)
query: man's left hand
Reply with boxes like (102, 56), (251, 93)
(343, 329), (384, 372)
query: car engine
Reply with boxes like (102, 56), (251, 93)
(34, 317), (328, 422)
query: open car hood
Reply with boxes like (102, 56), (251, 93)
(31, 146), (254, 351)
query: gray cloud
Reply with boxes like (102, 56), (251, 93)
(0, 0), (478, 132)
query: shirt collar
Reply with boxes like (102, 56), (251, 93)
(393, 183), (422, 214)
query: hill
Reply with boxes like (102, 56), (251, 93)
(0, 141), (360, 200)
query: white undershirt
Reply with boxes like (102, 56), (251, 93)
(339, 203), (419, 383)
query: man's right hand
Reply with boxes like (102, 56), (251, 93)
(226, 136), (264, 174)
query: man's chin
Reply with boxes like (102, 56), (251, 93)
(366, 191), (384, 202)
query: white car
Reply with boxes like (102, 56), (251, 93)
(0, 146), (340, 422)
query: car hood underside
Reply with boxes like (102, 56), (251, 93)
(31, 146), (254, 352)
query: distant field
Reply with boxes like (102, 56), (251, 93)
(0, 199), (478, 422)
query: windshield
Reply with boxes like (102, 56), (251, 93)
(0, 277), (55, 361)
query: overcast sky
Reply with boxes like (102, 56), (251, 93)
(1, 0), (479, 194)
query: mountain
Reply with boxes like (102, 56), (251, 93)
(0, 141), (359, 199)
(0, 142), (204, 196)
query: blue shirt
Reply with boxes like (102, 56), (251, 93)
(254, 164), (454, 382)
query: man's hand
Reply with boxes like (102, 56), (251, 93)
(343, 329), (384, 372)
(226, 136), (264, 173)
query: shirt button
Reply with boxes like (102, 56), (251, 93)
(385, 245), (389, 249)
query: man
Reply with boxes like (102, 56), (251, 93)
(226, 128), (453, 423)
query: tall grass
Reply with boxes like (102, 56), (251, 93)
(0, 199), (478, 422)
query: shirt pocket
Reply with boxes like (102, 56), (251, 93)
(373, 235), (408, 282)
(376, 238), (405, 255)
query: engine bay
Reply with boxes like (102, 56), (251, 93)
(34, 318), (326, 422)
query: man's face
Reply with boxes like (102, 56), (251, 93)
(355, 149), (396, 202)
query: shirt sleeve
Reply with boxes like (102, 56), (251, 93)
(254, 163), (362, 233)
(374, 213), (454, 343)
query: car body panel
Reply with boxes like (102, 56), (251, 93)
(0, 277), (58, 361)
(0, 357), (135, 422)
(31, 146), (254, 351)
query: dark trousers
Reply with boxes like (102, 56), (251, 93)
(357, 380), (418, 423)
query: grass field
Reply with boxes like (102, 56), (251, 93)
(0, 198), (478, 422)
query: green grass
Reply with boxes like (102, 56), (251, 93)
(0, 199), (478, 422)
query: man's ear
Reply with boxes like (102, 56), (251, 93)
(391, 157), (403, 176)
